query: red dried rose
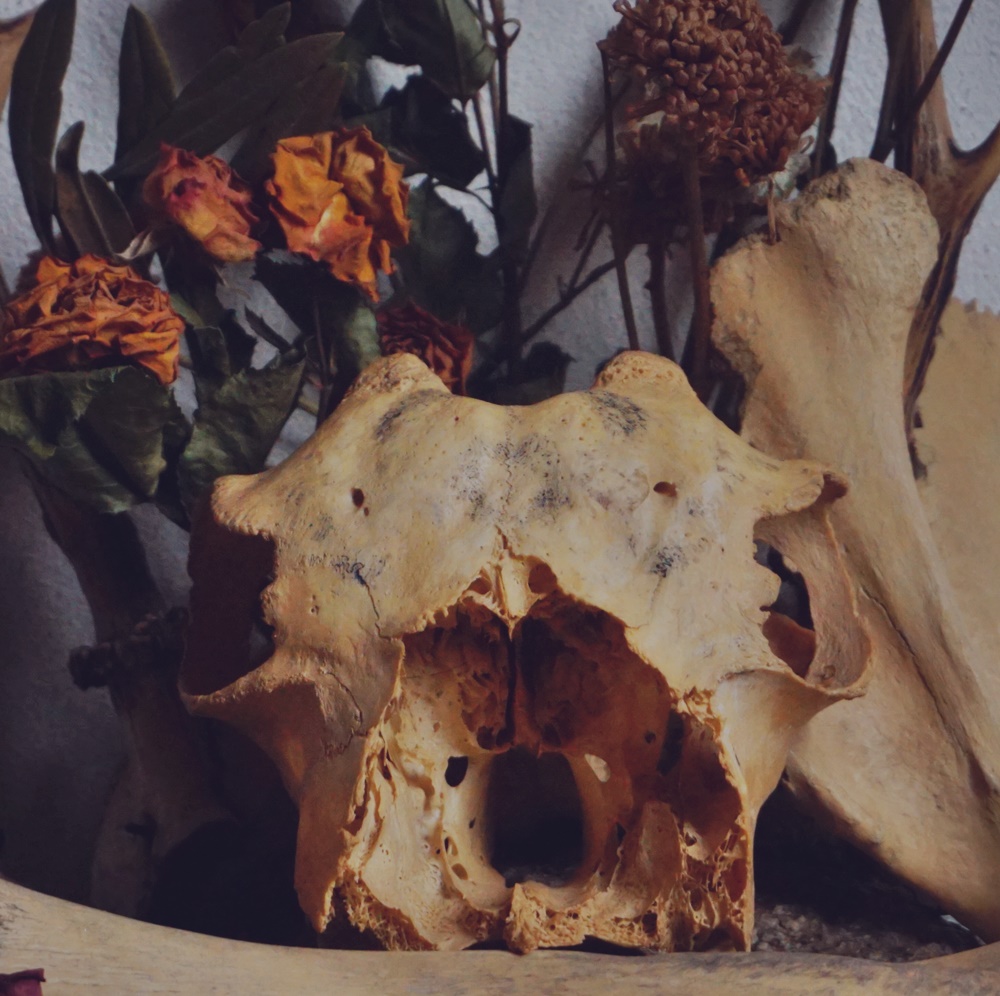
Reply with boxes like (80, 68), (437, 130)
(378, 303), (473, 395)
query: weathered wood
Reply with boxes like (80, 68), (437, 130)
(0, 879), (997, 994)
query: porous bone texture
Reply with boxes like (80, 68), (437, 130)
(181, 351), (868, 952)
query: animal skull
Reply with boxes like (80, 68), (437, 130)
(181, 351), (868, 952)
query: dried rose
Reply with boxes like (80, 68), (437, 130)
(265, 128), (410, 299)
(142, 145), (261, 263)
(0, 969), (45, 996)
(602, 0), (824, 187)
(0, 256), (184, 386)
(378, 302), (473, 394)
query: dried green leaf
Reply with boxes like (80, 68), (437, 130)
(396, 179), (502, 333)
(230, 60), (346, 185)
(55, 121), (135, 258)
(115, 6), (174, 163)
(8, 0), (76, 251)
(109, 25), (342, 178)
(381, 74), (486, 188)
(497, 115), (536, 265)
(186, 315), (257, 388)
(0, 367), (182, 513)
(177, 353), (304, 511)
(378, 0), (494, 100)
(0, 10), (36, 121)
(235, 2), (289, 59)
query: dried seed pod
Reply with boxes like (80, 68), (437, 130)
(602, 0), (824, 188)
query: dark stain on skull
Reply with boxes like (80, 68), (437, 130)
(374, 390), (439, 441)
(589, 391), (647, 436)
(652, 545), (685, 578)
(332, 555), (384, 586)
(312, 513), (335, 542)
(375, 403), (407, 441)
(532, 486), (571, 512)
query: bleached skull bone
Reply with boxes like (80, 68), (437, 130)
(181, 351), (867, 952)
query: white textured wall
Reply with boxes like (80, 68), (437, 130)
(1, 0), (998, 903)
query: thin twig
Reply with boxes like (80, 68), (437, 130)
(870, 7), (915, 164)
(680, 146), (712, 395)
(602, 50), (640, 351)
(521, 260), (617, 345)
(487, 0), (525, 377)
(567, 216), (605, 291)
(813, 0), (860, 178)
(908, 0), (974, 126)
(471, 91), (499, 203)
(647, 235), (674, 361)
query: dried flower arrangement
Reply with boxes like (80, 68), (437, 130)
(1, 0), (1000, 989)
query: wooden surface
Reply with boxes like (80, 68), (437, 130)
(1, 879), (998, 994)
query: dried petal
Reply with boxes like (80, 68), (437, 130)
(142, 145), (261, 263)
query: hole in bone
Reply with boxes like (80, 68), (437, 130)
(486, 748), (585, 888)
(445, 756), (469, 787)
(754, 540), (817, 677)
(182, 528), (277, 695)
(657, 713), (685, 776)
(351, 488), (365, 507)
(653, 481), (678, 496)
(754, 541), (813, 629)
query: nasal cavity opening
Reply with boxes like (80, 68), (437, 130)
(754, 539), (815, 677)
(485, 748), (584, 889)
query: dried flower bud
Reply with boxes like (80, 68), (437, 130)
(0, 256), (183, 386)
(266, 128), (410, 300)
(142, 145), (261, 263)
(378, 302), (473, 394)
(601, 0), (824, 186)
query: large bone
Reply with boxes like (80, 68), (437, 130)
(711, 158), (1000, 940)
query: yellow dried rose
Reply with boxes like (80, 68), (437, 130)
(265, 128), (410, 299)
(0, 255), (184, 386)
(142, 145), (261, 263)
(378, 302), (473, 394)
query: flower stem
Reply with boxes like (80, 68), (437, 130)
(680, 146), (712, 396)
(647, 235), (674, 361)
(906, 0), (974, 135)
(487, 0), (525, 379)
(602, 51), (640, 352)
(812, 0), (860, 179)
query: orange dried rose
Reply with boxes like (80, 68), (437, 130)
(266, 128), (410, 299)
(142, 145), (261, 263)
(0, 256), (184, 386)
(378, 302), (473, 394)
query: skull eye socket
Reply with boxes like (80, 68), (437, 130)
(754, 540), (816, 678)
(182, 527), (277, 696)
